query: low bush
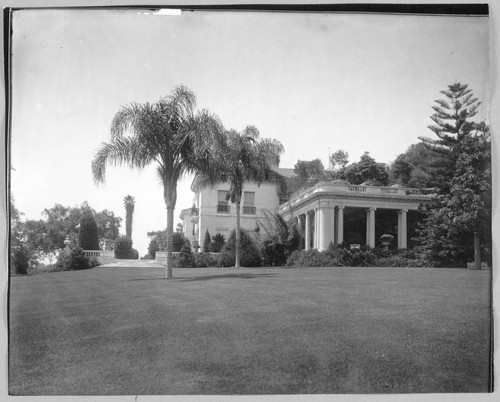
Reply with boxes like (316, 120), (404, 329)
(88, 256), (101, 268)
(260, 240), (287, 267)
(218, 230), (261, 267)
(55, 247), (91, 271)
(195, 252), (218, 268)
(287, 245), (426, 268)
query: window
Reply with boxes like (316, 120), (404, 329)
(217, 190), (230, 213)
(243, 191), (256, 215)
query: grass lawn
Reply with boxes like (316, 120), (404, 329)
(9, 266), (491, 395)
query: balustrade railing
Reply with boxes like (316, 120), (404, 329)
(279, 182), (430, 212)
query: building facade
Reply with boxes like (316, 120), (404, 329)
(180, 181), (284, 247)
(180, 174), (434, 251)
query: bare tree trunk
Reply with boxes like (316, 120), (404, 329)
(235, 201), (241, 268)
(473, 231), (481, 270)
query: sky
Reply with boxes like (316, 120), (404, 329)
(10, 9), (490, 256)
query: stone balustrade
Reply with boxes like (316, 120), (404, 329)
(83, 250), (115, 264)
(280, 182), (428, 213)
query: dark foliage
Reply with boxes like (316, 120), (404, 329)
(218, 230), (261, 267)
(55, 247), (91, 271)
(260, 240), (287, 267)
(211, 233), (226, 253)
(195, 252), (218, 268)
(203, 229), (212, 252)
(177, 240), (195, 268)
(172, 232), (185, 252)
(114, 235), (136, 259)
(11, 246), (29, 275)
(79, 213), (100, 250)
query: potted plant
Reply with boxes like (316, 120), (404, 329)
(380, 234), (394, 250)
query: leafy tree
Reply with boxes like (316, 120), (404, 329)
(196, 126), (284, 267)
(425, 124), (491, 269)
(389, 143), (435, 188)
(294, 159), (325, 182)
(211, 233), (226, 252)
(94, 209), (122, 249)
(327, 149), (349, 179)
(203, 229), (212, 252)
(78, 212), (100, 250)
(418, 82), (481, 192)
(343, 152), (389, 185)
(114, 235), (135, 259)
(147, 237), (160, 259)
(123, 195), (135, 239)
(92, 85), (224, 278)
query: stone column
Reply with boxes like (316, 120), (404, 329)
(313, 208), (319, 249)
(366, 208), (376, 248)
(305, 212), (311, 251)
(399, 209), (408, 249)
(318, 206), (335, 251)
(337, 206), (344, 245)
(397, 211), (402, 248)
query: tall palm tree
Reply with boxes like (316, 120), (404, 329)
(123, 195), (135, 239)
(92, 85), (224, 278)
(197, 126), (285, 267)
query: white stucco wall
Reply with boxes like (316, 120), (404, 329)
(193, 182), (281, 245)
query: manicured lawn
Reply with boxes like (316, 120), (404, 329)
(9, 266), (491, 395)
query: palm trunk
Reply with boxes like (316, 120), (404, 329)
(125, 209), (132, 238)
(164, 181), (177, 279)
(473, 231), (481, 270)
(235, 201), (241, 268)
(166, 206), (174, 278)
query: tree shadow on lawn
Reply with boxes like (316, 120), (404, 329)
(129, 273), (278, 282)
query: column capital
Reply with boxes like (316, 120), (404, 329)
(400, 208), (408, 213)
(367, 207), (377, 212)
(337, 205), (345, 210)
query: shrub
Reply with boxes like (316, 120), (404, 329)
(11, 246), (29, 275)
(172, 232), (185, 252)
(147, 238), (159, 259)
(211, 233), (226, 253)
(218, 230), (261, 267)
(88, 256), (101, 268)
(203, 230), (212, 252)
(260, 240), (287, 266)
(114, 235), (137, 259)
(177, 240), (195, 268)
(286, 249), (341, 267)
(79, 213), (100, 250)
(195, 252), (218, 268)
(55, 246), (91, 271)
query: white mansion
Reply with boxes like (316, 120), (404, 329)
(180, 169), (434, 251)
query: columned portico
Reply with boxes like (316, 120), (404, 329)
(279, 181), (433, 252)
